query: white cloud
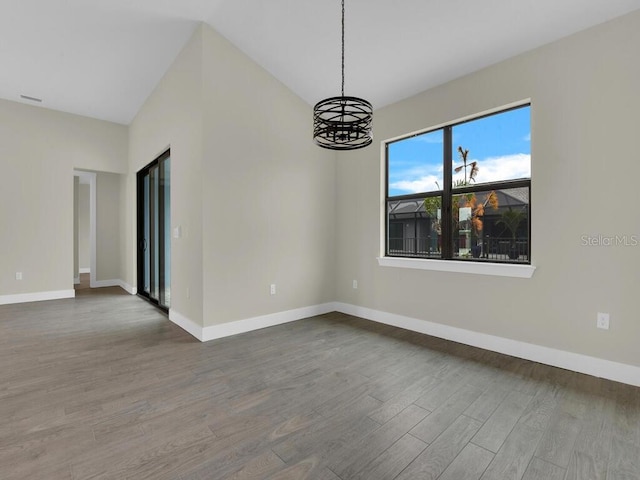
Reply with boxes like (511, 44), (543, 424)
(391, 175), (441, 193)
(389, 163), (442, 182)
(391, 153), (530, 194)
(455, 153), (530, 185)
(524, 133), (531, 142)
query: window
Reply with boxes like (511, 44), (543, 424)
(386, 104), (531, 264)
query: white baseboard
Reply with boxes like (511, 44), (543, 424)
(119, 281), (137, 295)
(168, 303), (337, 342)
(164, 299), (640, 387)
(91, 279), (136, 295)
(201, 303), (336, 342)
(334, 302), (640, 388)
(0, 289), (75, 306)
(79, 268), (91, 274)
(168, 309), (203, 341)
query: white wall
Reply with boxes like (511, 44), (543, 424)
(78, 183), (90, 270)
(73, 176), (80, 281)
(201, 25), (336, 327)
(96, 172), (123, 282)
(335, 11), (640, 368)
(119, 173), (130, 291)
(128, 26), (204, 324)
(0, 99), (127, 299)
(128, 24), (336, 329)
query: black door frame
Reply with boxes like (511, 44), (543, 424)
(136, 149), (170, 312)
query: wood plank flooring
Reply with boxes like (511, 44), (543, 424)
(1, 287), (639, 479)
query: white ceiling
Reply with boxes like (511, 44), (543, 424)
(2, 0), (639, 125)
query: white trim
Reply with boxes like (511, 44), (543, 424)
(334, 303), (640, 387)
(201, 303), (336, 342)
(169, 309), (203, 341)
(119, 281), (137, 295)
(168, 303), (336, 342)
(91, 279), (137, 294)
(0, 290), (75, 306)
(378, 257), (536, 278)
(74, 276), (80, 285)
(79, 268), (91, 274)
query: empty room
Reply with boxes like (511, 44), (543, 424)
(1, 1), (639, 479)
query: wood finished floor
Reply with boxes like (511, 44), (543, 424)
(1, 287), (639, 480)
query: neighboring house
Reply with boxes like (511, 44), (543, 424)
(388, 187), (530, 261)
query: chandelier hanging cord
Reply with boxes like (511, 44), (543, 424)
(341, 0), (345, 97)
(312, 0), (373, 150)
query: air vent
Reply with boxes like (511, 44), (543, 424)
(20, 94), (42, 103)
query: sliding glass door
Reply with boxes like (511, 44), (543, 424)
(137, 150), (170, 310)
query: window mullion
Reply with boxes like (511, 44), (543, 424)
(441, 127), (453, 259)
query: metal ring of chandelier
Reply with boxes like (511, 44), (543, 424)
(313, 96), (373, 150)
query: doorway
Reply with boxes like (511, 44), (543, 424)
(137, 150), (171, 311)
(73, 170), (97, 288)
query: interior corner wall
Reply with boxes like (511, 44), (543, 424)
(0, 98), (127, 299)
(335, 10), (640, 368)
(78, 183), (91, 270)
(73, 176), (80, 280)
(95, 172), (123, 282)
(119, 173), (133, 291)
(200, 25), (336, 328)
(128, 25), (204, 326)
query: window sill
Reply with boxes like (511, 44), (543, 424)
(377, 257), (536, 278)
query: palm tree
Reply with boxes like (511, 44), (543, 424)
(453, 146), (478, 186)
(424, 147), (499, 257)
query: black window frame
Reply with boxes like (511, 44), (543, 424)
(385, 104), (531, 265)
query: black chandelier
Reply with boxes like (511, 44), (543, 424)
(313, 0), (372, 150)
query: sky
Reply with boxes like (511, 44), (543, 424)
(388, 106), (531, 196)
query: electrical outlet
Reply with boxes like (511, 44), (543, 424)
(270, 284), (276, 295)
(352, 280), (358, 289)
(596, 312), (610, 330)
(15, 272), (22, 280)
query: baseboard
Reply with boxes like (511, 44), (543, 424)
(79, 268), (91, 274)
(201, 303), (336, 342)
(168, 303), (336, 342)
(164, 299), (640, 387)
(91, 279), (136, 295)
(118, 281), (137, 295)
(0, 289), (75, 306)
(168, 309), (203, 341)
(334, 302), (640, 388)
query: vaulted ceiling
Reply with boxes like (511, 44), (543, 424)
(2, 0), (639, 124)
